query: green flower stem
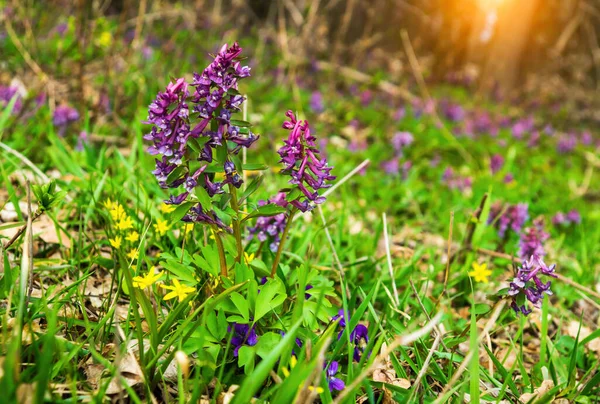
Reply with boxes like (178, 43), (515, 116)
(270, 209), (296, 278)
(214, 231), (228, 277)
(229, 185), (243, 263)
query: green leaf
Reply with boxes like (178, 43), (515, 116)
(230, 119), (252, 127)
(242, 163), (268, 171)
(238, 345), (256, 375)
(254, 278), (286, 322)
(166, 165), (187, 184)
(160, 258), (198, 285)
(170, 202), (195, 222)
(238, 175), (263, 205)
(194, 185), (212, 211)
(242, 204), (287, 222)
(230, 292), (250, 323)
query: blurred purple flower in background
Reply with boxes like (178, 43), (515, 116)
(490, 154), (504, 174)
(53, 104), (79, 136)
(488, 202), (529, 238)
(391, 131), (414, 154)
(360, 90), (373, 106)
(248, 193), (288, 252)
(518, 219), (549, 260)
(441, 167), (472, 192)
(557, 133), (577, 153)
(511, 117), (534, 139)
(310, 91), (324, 113)
(76, 131), (89, 151)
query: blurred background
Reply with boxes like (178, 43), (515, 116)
(2, 0), (600, 126)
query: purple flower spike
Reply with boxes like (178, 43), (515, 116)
(277, 111), (335, 212)
(144, 42), (256, 229)
(310, 91), (324, 113)
(325, 361), (345, 392)
(391, 131), (414, 155)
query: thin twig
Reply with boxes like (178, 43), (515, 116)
(440, 211), (454, 299)
(3, 210), (43, 250)
(407, 332), (442, 402)
(383, 213), (400, 307)
(409, 279), (449, 351)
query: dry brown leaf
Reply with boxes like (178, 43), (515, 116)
(519, 379), (554, 403)
(105, 352), (145, 395)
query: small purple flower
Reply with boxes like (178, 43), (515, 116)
(490, 154), (504, 175)
(229, 323), (258, 357)
(441, 167), (472, 192)
(581, 131), (592, 146)
(310, 91), (324, 113)
(248, 193), (288, 252)
(332, 309), (370, 362)
(325, 361), (345, 392)
(278, 111), (335, 212)
(552, 212), (567, 226)
(518, 219), (549, 260)
(507, 256), (557, 315)
(511, 117), (534, 139)
(440, 100), (465, 122)
(53, 105), (79, 135)
(503, 173), (514, 184)
(557, 134), (577, 154)
(393, 107), (406, 121)
(359, 90), (373, 106)
(76, 131), (88, 151)
(381, 159), (399, 175)
(566, 209), (581, 224)
(391, 131), (414, 155)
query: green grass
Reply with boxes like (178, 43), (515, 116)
(1, 6), (599, 404)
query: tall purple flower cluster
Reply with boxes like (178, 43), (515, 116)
(144, 43), (256, 229)
(488, 202), (529, 238)
(248, 193), (288, 252)
(518, 219), (549, 260)
(278, 111), (335, 212)
(508, 256), (557, 315)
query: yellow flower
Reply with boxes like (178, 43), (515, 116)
(161, 203), (176, 213)
(116, 216), (134, 231)
(161, 279), (196, 302)
(96, 31), (113, 48)
(103, 199), (115, 210)
(127, 248), (139, 261)
(110, 204), (126, 221)
(468, 262), (492, 283)
(184, 223), (194, 235)
(282, 355), (297, 377)
(244, 252), (255, 264)
(109, 235), (122, 249)
(154, 219), (169, 236)
(133, 267), (164, 290)
(125, 231), (140, 243)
